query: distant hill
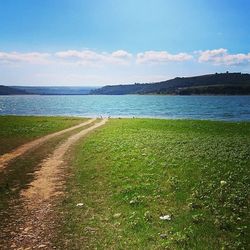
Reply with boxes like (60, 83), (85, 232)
(91, 72), (250, 95)
(14, 86), (97, 95)
(0, 85), (28, 95)
(0, 86), (98, 95)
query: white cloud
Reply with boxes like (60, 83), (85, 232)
(1, 48), (250, 85)
(0, 51), (51, 64)
(1, 49), (249, 68)
(111, 50), (132, 59)
(55, 49), (193, 66)
(198, 48), (250, 65)
(55, 50), (102, 61)
(136, 51), (193, 64)
(55, 49), (132, 66)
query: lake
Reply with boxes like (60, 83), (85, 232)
(0, 95), (250, 121)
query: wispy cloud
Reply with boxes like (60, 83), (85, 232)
(55, 49), (133, 66)
(0, 49), (134, 67)
(198, 48), (250, 65)
(1, 49), (249, 67)
(55, 49), (193, 66)
(0, 51), (51, 64)
(0, 48), (249, 85)
(111, 50), (133, 59)
(136, 51), (193, 64)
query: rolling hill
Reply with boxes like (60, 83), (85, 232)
(91, 72), (250, 95)
(0, 85), (28, 95)
(0, 86), (98, 95)
(13, 86), (97, 95)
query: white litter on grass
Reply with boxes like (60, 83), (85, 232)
(76, 203), (84, 207)
(220, 180), (227, 186)
(129, 200), (136, 204)
(160, 215), (171, 221)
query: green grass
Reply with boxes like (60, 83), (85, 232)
(59, 119), (250, 249)
(0, 115), (86, 154)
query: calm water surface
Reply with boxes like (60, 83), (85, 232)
(0, 95), (250, 121)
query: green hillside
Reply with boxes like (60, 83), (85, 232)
(91, 72), (250, 95)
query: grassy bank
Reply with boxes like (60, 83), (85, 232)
(0, 116), (86, 154)
(59, 119), (250, 249)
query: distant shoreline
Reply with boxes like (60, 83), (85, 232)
(1, 93), (250, 96)
(2, 72), (250, 96)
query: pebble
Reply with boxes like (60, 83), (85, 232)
(113, 213), (121, 218)
(160, 233), (168, 238)
(38, 244), (47, 248)
(85, 226), (97, 232)
(24, 227), (32, 233)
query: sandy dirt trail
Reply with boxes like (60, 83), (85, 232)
(0, 118), (96, 170)
(7, 118), (107, 249)
(22, 118), (107, 203)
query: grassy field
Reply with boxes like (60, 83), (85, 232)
(59, 119), (250, 249)
(0, 116), (86, 154)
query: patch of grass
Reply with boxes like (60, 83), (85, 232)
(0, 116), (86, 154)
(59, 119), (250, 249)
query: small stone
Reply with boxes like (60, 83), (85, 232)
(85, 227), (97, 233)
(24, 227), (32, 232)
(38, 245), (46, 248)
(160, 233), (168, 238)
(113, 213), (121, 218)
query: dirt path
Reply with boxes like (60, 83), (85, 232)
(0, 118), (96, 171)
(6, 118), (107, 249)
(22, 118), (107, 203)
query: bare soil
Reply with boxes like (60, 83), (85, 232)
(0, 118), (96, 171)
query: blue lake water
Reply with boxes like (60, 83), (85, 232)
(0, 95), (250, 121)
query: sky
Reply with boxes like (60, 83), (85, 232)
(0, 0), (250, 86)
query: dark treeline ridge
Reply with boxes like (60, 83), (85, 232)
(0, 85), (28, 95)
(91, 72), (250, 95)
(14, 86), (95, 95)
(1, 72), (250, 95)
(0, 86), (97, 95)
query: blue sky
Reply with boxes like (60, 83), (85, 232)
(0, 0), (250, 85)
